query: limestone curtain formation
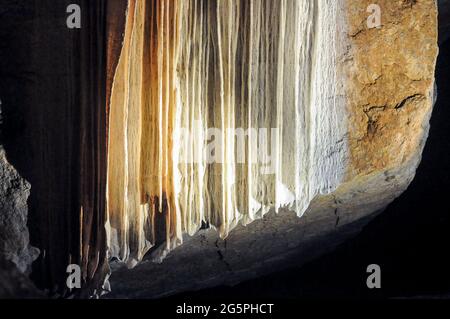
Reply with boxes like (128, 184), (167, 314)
(107, 0), (347, 267)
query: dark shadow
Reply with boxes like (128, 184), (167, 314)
(0, 1), (80, 290)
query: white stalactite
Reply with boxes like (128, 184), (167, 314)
(106, 0), (347, 266)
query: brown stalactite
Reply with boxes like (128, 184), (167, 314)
(78, 0), (109, 295)
(107, 0), (182, 266)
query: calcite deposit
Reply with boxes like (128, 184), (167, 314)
(106, 0), (349, 267)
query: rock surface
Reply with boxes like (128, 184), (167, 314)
(0, 104), (39, 297)
(0, 144), (38, 274)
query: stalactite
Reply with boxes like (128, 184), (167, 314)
(107, 0), (183, 266)
(106, 0), (347, 266)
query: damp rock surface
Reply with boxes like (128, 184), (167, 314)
(0, 146), (38, 274)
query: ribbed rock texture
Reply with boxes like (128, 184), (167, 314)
(345, 0), (437, 179)
(0, 107), (39, 297)
(107, 0), (349, 268)
(0, 259), (43, 299)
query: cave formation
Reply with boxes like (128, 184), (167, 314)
(106, 0), (347, 268)
(0, 0), (439, 298)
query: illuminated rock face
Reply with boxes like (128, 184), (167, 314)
(104, 0), (438, 297)
(106, 0), (348, 267)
